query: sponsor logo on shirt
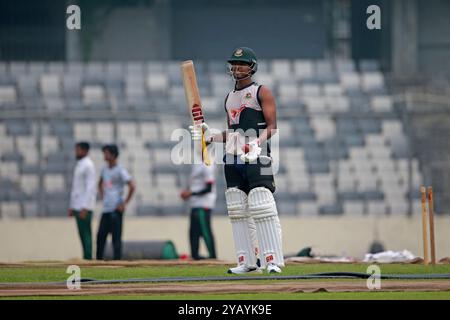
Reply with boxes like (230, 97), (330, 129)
(103, 180), (113, 189)
(230, 105), (246, 119)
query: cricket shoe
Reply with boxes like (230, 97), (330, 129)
(227, 264), (262, 274)
(267, 263), (282, 274)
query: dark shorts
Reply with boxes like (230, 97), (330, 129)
(224, 154), (276, 194)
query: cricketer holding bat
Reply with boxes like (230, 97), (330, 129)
(191, 47), (284, 274)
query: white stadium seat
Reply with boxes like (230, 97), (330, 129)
(361, 72), (384, 92)
(339, 72), (360, 92)
(293, 60), (314, 80)
(371, 95), (393, 112)
(146, 73), (169, 92)
(367, 200), (388, 215)
(0, 86), (17, 104)
(40, 74), (61, 97)
(297, 201), (319, 216)
(0, 202), (22, 219)
(343, 200), (364, 215)
(271, 60), (292, 79)
(44, 174), (65, 193)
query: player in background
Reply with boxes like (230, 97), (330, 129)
(96, 144), (136, 260)
(180, 148), (217, 260)
(191, 47), (284, 274)
(68, 142), (97, 260)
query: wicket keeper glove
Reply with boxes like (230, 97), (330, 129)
(189, 122), (211, 142)
(240, 139), (262, 163)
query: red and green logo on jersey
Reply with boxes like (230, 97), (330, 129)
(230, 105), (246, 119)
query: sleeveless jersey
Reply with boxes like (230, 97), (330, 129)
(224, 82), (270, 155)
(225, 82), (266, 132)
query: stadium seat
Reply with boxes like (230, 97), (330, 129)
(357, 176), (378, 192)
(311, 116), (335, 141)
(297, 201), (319, 216)
(63, 74), (82, 98)
(301, 83), (321, 96)
(304, 96), (327, 113)
(0, 202), (22, 219)
(83, 85), (106, 106)
(66, 62), (84, 75)
(147, 73), (169, 92)
(95, 122), (114, 143)
(308, 161), (329, 174)
(45, 200), (68, 217)
(319, 204), (343, 215)
(0, 59), (427, 218)
(0, 86), (17, 105)
(277, 199), (298, 215)
(293, 60), (314, 80)
(316, 190), (337, 207)
(342, 200), (364, 215)
(44, 175), (65, 193)
(315, 60), (338, 83)
(48, 62), (65, 74)
(44, 97), (65, 111)
(0, 62), (8, 76)
(85, 62), (105, 82)
(367, 200), (388, 215)
(388, 201), (408, 215)
(340, 72), (360, 92)
(23, 201), (39, 218)
(271, 60), (292, 79)
(290, 177), (311, 193)
(254, 72), (275, 88)
(361, 72), (384, 93)
(335, 60), (356, 73)
(371, 95), (393, 112)
(147, 61), (166, 74)
(337, 177), (357, 192)
(359, 60), (380, 72)
(9, 62), (27, 78)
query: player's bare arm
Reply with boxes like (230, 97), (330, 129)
(117, 180), (136, 213)
(98, 177), (104, 200)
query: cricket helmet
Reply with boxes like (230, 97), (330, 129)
(227, 47), (258, 74)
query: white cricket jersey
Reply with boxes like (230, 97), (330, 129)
(224, 82), (266, 155)
(69, 156), (97, 211)
(225, 82), (262, 126)
(189, 163), (216, 209)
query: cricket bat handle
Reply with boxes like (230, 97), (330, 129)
(201, 130), (211, 166)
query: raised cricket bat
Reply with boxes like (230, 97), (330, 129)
(181, 60), (210, 166)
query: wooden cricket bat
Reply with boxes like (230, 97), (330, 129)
(181, 60), (210, 166)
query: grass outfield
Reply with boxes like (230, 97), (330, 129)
(3, 292), (450, 300)
(1, 263), (450, 300)
(1, 263), (450, 283)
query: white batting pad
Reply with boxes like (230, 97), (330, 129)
(248, 187), (284, 267)
(225, 188), (257, 267)
(247, 216), (259, 259)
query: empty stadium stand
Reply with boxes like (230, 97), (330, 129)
(0, 59), (423, 218)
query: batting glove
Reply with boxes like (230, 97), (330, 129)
(189, 122), (210, 141)
(240, 139), (262, 163)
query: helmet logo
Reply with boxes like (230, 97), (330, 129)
(234, 48), (243, 57)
